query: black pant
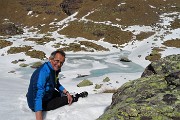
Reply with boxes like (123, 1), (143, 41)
(42, 90), (78, 111)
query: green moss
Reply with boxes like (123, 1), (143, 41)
(95, 84), (102, 89)
(77, 79), (93, 87)
(126, 97), (134, 102)
(103, 77), (110, 82)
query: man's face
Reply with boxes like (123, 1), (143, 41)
(50, 53), (65, 71)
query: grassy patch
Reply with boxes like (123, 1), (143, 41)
(53, 40), (109, 52)
(7, 46), (46, 59)
(79, 41), (109, 51)
(162, 39), (180, 48)
(61, 43), (87, 52)
(25, 37), (55, 45)
(0, 39), (13, 49)
(136, 32), (155, 41)
(7, 46), (32, 54)
(84, 0), (179, 26)
(102, 88), (117, 93)
(59, 20), (132, 45)
(52, 42), (68, 48)
(25, 50), (46, 60)
(170, 18), (180, 29)
(145, 47), (164, 61)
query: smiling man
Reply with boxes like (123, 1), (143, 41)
(27, 50), (88, 120)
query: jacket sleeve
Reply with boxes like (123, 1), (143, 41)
(34, 70), (48, 112)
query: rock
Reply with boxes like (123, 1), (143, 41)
(77, 79), (93, 87)
(19, 63), (29, 67)
(76, 74), (88, 78)
(103, 77), (110, 82)
(120, 56), (132, 62)
(30, 62), (43, 68)
(141, 54), (180, 77)
(95, 84), (103, 89)
(97, 54), (180, 120)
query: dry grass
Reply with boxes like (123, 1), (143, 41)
(25, 50), (46, 60)
(101, 88), (117, 93)
(7, 46), (32, 54)
(0, 0), (67, 33)
(59, 20), (133, 45)
(25, 37), (55, 45)
(0, 0), (180, 51)
(7, 46), (46, 59)
(136, 32), (155, 41)
(61, 43), (87, 52)
(145, 47), (164, 61)
(0, 39), (13, 49)
(170, 18), (180, 29)
(162, 39), (180, 48)
(79, 41), (109, 51)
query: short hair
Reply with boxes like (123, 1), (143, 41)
(49, 49), (66, 59)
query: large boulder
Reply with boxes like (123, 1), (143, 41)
(97, 54), (180, 120)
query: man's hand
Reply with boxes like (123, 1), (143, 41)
(67, 93), (73, 105)
(35, 111), (43, 120)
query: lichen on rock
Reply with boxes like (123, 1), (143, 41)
(97, 54), (180, 120)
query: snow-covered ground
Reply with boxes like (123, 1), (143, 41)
(0, 11), (179, 120)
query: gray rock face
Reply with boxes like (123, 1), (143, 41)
(97, 54), (180, 120)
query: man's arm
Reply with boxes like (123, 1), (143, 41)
(35, 111), (43, 120)
(57, 80), (73, 105)
(63, 89), (73, 105)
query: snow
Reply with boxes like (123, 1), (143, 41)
(0, 11), (180, 120)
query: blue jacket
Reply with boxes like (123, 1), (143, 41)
(27, 61), (65, 112)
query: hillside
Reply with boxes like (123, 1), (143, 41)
(0, 0), (179, 59)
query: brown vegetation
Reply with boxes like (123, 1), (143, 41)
(163, 39), (180, 48)
(0, 39), (13, 49)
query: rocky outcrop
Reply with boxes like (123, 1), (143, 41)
(0, 22), (23, 36)
(60, 0), (84, 15)
(142, 55), (180, 77)
(97, 54), (180, 120)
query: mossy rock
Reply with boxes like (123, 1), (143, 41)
(142, 54), (180, 77)
(120, 56), (132, 62)
(19, 63), (29, 67)
(103, 77), (110, 82)
(95, 84), (103, 89)
(77, 79), (93, 87)
(30, 62), (43, 68)
(97, 54), (180, 120)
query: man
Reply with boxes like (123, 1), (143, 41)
(27, 50), (88, 120)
